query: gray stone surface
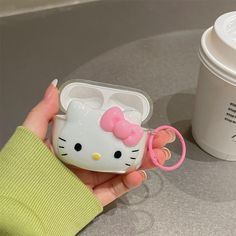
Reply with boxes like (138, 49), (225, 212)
(0, 0), (97, 17)
(2, 0), (236, 147)
(1, 1), (236, 235)
(73, 30), (236, 236)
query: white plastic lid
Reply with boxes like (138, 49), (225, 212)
(59, 79), (153, 124)
(199, 11), (236, 85)
(215, 11), (236, 51)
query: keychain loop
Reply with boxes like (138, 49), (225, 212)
(148, 125), (186, 171)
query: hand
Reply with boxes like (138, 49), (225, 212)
(23, 80), (176, 207)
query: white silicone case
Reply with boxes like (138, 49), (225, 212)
(52, 79), (153, 173)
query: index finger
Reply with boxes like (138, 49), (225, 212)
(23, 80), (59, 140)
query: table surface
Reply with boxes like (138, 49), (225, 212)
(73, 29), (236, 236)
(1, 1), (236, 235)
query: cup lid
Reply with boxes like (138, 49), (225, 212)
(59, 79), (153, 124)
(199, 11), (236, 84)
(215, 11), (236, 51)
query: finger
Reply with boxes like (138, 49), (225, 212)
(140, 147), (171, 169)
(66, 164), (116, 188)
(23, 79), (59, 140)
(153, 129), (176, 148)
(94, 170), (147, 206)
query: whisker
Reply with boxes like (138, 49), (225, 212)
(59, 137), (66, 142)
(130, 157), (136, 160)
(61, 153), (68, 156)
(132, 149), (139, 152)
(125, 163), (131, 166)
(59, 146), (64, 148)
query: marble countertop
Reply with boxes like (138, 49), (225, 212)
(1, 1), (236, 235)
(73, 29), (236, 236)
(0, 0), (97, 17)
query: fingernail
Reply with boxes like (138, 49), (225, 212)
(44, 79), (58, 100)
(161, 147), (172, 160)
(166, 129), (176, 143)
(51, 78), (58, 87)
(139, 170), (148, 182)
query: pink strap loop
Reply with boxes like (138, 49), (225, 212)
(148, 125), (186, 171)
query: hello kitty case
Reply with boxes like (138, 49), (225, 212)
(52, 80), (186, 174)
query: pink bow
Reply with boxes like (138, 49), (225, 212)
(100, 107), (144, 147)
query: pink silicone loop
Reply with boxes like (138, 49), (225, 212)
(148, 125), (186, 171)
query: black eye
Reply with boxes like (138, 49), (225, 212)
(74, 143), (82, 152)
(114, 151), (122, 159)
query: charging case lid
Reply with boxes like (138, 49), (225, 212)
(59, 79), (153, 124)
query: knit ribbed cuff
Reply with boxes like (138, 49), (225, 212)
(0, 126), (103, 236)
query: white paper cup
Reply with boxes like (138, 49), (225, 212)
(192, 12), (236, 161)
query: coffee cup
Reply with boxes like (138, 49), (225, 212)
(192, 12), (236, 161)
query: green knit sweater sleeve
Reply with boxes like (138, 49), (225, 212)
(0, 126), (103, 236)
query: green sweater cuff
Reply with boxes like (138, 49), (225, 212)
(0, 126), (103, 236)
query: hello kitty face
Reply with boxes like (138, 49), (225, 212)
(56, 101), (147, 173)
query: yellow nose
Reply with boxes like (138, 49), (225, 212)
(92, 152), (101, 161)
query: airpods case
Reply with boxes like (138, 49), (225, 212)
(52, 80), (186, 173)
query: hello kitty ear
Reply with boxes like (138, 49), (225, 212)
(66, 100), (90, 122)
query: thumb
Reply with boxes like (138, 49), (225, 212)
(23, 79), (59, 140)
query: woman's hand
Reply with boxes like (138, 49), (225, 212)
(23, 80), (175, 207)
